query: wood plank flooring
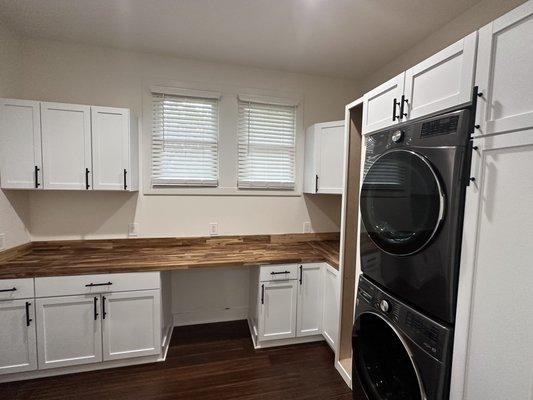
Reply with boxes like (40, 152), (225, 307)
(1, 320), (356, 400)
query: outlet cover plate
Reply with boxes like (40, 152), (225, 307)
(128, 223), (139, 238)
(209, 222), (219, 236)
(303, 222), (311, 233)
(0, 234), (5, 251)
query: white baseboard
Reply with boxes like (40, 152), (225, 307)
(336, 359), (352, 389)
(173, 306), (248, 327)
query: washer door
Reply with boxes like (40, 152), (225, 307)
(353, 312), (425, 400)
(360, 149), (445, 256)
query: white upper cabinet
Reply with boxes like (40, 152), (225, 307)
(41, 102), (92, 190)
(296, 263), (324, 337)
(91, 107), (138, 191)
(362, 73), (405, 135)
(304, 121), (345, 194)
(0, 300), (37, 375)
(404, 32), (477, 120)
(0, 99), (42, 189)
(474, 1), (533, 136)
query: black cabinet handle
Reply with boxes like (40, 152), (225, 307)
(315, 174), (319, 193)
(400, 95), (408, 118)
(299, 265), (303, 285)
(270, 271), (290, 275)
(93, 297), (99, 320)
(85, 282), (112, 287)
(102, 296), (107, 319)
(85, 168), (90, 189)
(261, 284), (264, 305)
(123, 169), (127, 190)
(392, 98), (401, 121)
(25, 302), (32, 326)
(34, 166), (40, 188)
(0, 287), (17, 293)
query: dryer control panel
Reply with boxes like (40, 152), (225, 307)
(357, 275), (452, 362)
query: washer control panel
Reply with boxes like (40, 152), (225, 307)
(357, 276), (452, 362)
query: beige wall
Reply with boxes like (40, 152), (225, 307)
(359, 0), (527, 93)
(0, 22), (31, 249)
(18, 38), (358, 240)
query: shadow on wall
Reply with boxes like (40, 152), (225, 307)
(1, 190), (31, 241)
(303, 193), (342, 232)
(27, 191), (138, 240)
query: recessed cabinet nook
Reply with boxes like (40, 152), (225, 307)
(0, 100), (138, 191)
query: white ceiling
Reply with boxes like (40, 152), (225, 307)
(0, 0), (481, 79)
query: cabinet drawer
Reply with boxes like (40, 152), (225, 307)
(259, 264), (298, 282)
(35, 272), (160, 297)
(0, 278), (34, 300)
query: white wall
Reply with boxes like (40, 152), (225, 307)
(17, 38), (357, 240)
(359, 0), (526, 92)
(0, 22), (31, 250)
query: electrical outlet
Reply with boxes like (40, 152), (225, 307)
(209, 222), (219, 236)
(0, 233), (5, 251)
(128, 223), (139, 238)
(303, 222), (311, 233)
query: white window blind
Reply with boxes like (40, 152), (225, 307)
(152, 92), (219, 186)
(238, 99), (296, 189)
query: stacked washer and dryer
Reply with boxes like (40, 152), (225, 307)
(352, 106), (475, 400)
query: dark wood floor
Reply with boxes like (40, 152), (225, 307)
(1, 320), (354, 400)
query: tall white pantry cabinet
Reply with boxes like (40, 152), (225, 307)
(450, 2), (533, 400)
(0, 99), (138, 191)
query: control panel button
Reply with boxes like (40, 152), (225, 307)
(392, 130), (404, 143)
(379, 299), (390, 313)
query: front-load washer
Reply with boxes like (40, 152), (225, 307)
(352, 275), (453, 400)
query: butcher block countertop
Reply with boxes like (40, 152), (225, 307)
(0, 233), (340, 279)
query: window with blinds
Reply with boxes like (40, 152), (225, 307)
(152, 92), (219, 186)
(238, 99), (296, 189)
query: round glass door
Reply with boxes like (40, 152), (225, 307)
(354, 313), (424, 400)
(360, 150), (444, 256)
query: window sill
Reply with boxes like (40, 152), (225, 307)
(143, 186), (302, 197)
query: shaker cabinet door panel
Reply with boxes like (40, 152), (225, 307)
(475, 2), (533, 136)
(0, 300), (37, 375)
(36, 295), (102, 369)
(41, 102), (92, 190)
(258, 280), (298, 341)
(91, 107), (130, 191)
(404, 32), (477, 120)
(296, 264), (324, 337)
(317, 124), (345, 194)
(362, 73), (404, 135)
(0, 99), (42, 189)
(102, 290), (161, 361)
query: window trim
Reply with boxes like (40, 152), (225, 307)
(142, 81), (304, 197)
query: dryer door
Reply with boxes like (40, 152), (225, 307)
(360, 149), (445, 256)
(353, 312), (425, 400)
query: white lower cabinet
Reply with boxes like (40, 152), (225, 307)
(253, 263), (339, 350)
(259, 280), (298, 341)
(296, 263), (324, 336)
(0, 299), (37, 375)
(36, 295), (102, 369)
(102, 290), (161, 361)
(322, 264), (340, 351)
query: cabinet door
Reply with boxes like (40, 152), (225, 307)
(41, 102), (92, 190)
(404, 32), (477, 120)
(102, 290), (161, 361)
(362, 73), (405, 135)
(317, 123), (344, 194)
(322, 265), (339, 351)
(91, 107), (131, 191)
(474, 2), (533, 136)
(0, 300), (37, 375)
(0, 99), (42, 189)
(296, 264), (324, 337)
(36, 295), (102, 369)
(461, 130), (533, 400)
(258, 280), (298, 341)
